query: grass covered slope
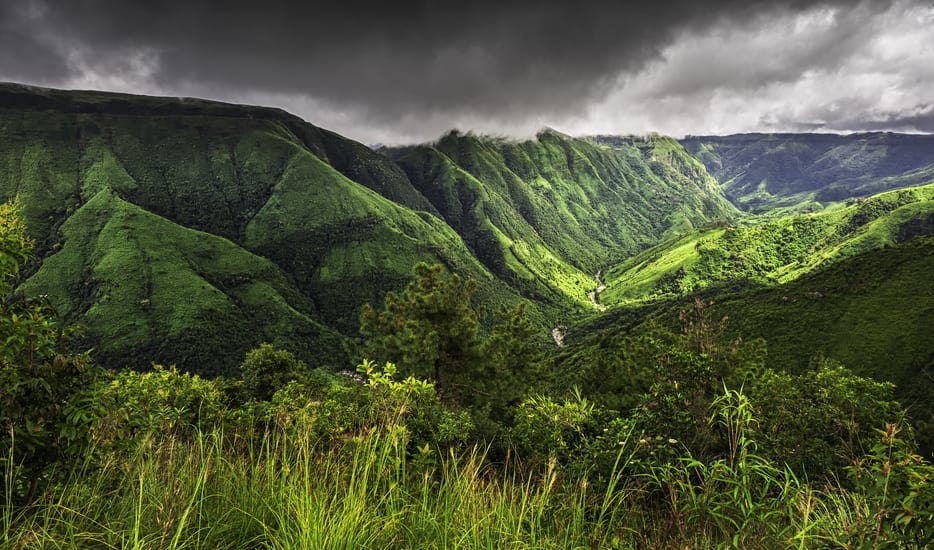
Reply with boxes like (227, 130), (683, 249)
(18, 188), (341, 376)
(560, 236), (934, 432)
(602, 183), (934, 305)
(0, 84), (520, 373)
(681, 132), (934, 213)
(390, 131), (738, 308)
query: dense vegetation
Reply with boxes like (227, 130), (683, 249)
(389, 131), (737, 306)
(3, 204), (933, 547)
(0, 86), (739, 375)
(561, 236), (934, 455)
(0, 84), (528, 375)
(602, 182), (934, 305)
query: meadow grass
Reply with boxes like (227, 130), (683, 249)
(4, 407), (900, 549)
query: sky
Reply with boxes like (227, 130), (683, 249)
(2, 0), (933, 145)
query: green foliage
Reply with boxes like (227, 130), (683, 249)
(0, 201), (30, 297)
(642, 387), (801, 547)
(238, 344), (308, 402)
(90, 365), (226, 451)
(356, 263), (481, 387)
(845, 423), (934, 547)
(354, 263), (543, 432)
(1, 201), (101, 504)
(749, 358), (905, 476)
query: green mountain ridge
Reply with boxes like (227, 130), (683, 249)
(0, 84), (520, 375)
(389, 130), (738, 309)
(601, 182), (934, 305)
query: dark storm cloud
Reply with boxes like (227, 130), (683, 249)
(0, 2), (71, 83)
(1, 0), (884, 121)
(2, 0), (930, 143)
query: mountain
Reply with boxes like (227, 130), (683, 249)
(556, 235), (934, 446)
(681, 132), (934, 214)
(389, 131), (738, 308)
(0, 84), (517, 375)
(601, 182), (934, 305)
(0, 85), (736, 375)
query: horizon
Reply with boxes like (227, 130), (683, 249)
(3, 80), (933, 148)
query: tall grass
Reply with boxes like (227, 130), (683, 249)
(2, 421), (639, 549)
(4, 396), (926, 548)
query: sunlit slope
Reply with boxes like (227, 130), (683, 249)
(558, 236), (934, 429)
(602, 183), (934, 305)
(391, 131), (738, 306)
(18, 188), (341, 376)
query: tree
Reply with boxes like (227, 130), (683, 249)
(355, 263), (481, 390)
(351, 263), (542, 425)
(1, 201), (101, 504)
(239, 343), (309, 401)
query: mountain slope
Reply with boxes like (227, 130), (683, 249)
(557, 236), (934, 443)
(18, 188), (341, 376)
(681, 132), (934, 213)
(601, 183), (934, 305)
(0, 84), (517, 374)
(390, 131), (739, 309)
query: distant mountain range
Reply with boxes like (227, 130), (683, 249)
(680, 132), (934, 214)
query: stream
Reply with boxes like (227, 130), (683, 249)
(552, 270), (607, 346)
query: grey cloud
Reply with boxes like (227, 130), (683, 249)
(0, 3), (71, 83)
(6, 1), (877, 121)
(2, 0), (929, 143)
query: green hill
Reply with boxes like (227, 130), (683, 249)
(601, 183), (934, 306)
(557, 235), (934, 442)
(390, 131), (738, 308)
(681, 132), (934, 213)
(0, 84), (516, 375)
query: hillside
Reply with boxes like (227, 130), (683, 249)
(0, 85), (741, 375)
(0, 84), (518, 375)
(389, 131), (738, 307)
(681, 132), (934, 213)
(557, 235), (934, 445)
(601, 183), (934, 306)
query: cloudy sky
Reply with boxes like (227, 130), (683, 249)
(2, 0), (932, 144)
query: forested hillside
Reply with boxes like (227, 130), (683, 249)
(601, 182), (934, 305)
(390, 131), (736, 305)
(0, 85), (740, 374)
(0, 84), (515, 374)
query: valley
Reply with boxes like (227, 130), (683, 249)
(3, 84), (934, 547)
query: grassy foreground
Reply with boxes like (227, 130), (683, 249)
(4, 388), (929, 549)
